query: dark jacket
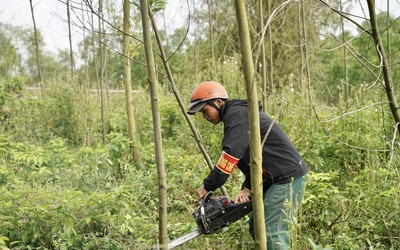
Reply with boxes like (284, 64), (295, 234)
(203, 99), (308, 193)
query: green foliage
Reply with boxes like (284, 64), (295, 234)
(0, 77), (26, 125)
(317, 12), (400, 102)
(1, 79), (398, 249)
(3, 78), (100, 146)
(0, 23), (22, 78)
(0, 2), (399, 249)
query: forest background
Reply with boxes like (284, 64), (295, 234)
(0, 0), (399, 249)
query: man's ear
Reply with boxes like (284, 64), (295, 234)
(215, 98), (224, 107)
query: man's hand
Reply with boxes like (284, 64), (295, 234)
(196, 185), (209, 199)
(234, 188), (251, 204)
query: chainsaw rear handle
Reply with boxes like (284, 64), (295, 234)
(200, 192), (213, 230)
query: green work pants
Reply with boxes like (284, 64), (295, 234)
(249, 174), (307, 250)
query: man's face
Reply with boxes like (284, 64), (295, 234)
(200, 100), (221, 125)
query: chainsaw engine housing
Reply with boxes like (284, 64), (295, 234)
(192, 195), (252, 234)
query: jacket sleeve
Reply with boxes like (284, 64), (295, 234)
(203, 166), (229, 191)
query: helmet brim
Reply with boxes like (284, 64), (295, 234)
(187, 101), (206, 115)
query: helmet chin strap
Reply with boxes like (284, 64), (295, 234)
(207, 99), (221, 113)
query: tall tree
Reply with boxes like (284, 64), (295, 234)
(98, 0), (106, 144)
(29, 0), (43, 96)
(234, 0), (266, 249)
(259, 0), (268, 110)
(122, 0), (141, 165)
(81, 0), (91, 92)
(207, 0), (215, 78)
(0, 27), (20, 77)
(339, 0), (349, 108)
(366, 0), (400, 134)
(67, 0), (75, 76)
(139, 0), (167, 248)
(300, 0), (312, 115)
(267, 0), (274, 97)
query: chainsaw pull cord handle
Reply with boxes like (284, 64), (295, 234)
(200, 192), (212, 230)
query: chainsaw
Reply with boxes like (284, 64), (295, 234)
(167, 193), (253, 249)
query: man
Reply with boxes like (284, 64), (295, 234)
(187, 81), (308, 249)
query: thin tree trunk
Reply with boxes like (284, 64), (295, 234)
(67, 0), (75, 77)
(194, 4), (199, 78)
(386, 0), (391, 70)
(267, 0), (274, 96)
(366, 0), (400, 135)
(98, 0), (106, 144)
(101, 6), (110, 109)
(298, 2), (304, 96)
(123, 0), (141, 165)
(149, 10), (230, 199)
(81, 0), (91, 146)
(234, 0), (266, 249)
(207, 0), (215, 78)
(301, 0), (312, 115)
(29, 0), (43, 96)
(139, 1), (167, 248)
(259, 1), (267, 111)
(340, 0), (348, 108)
(89, 0), (100, 97)
(82, 0), (90, 95)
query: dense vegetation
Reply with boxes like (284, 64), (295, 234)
(0, 0), (399, 249)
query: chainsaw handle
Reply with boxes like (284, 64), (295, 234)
(200, 192), (212, 230)
(201, 192), (213, 206)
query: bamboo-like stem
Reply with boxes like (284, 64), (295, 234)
(123, 0), (141, 165)
(29, 0), (44, 96)
(235, 0), (266, 248)
(140, 1), (168, 248)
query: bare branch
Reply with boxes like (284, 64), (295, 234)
(387, 122), (399, 173)
(330, 34), (384, 87)
(317, 0), (371, 36)
(320, 101), (389, 123)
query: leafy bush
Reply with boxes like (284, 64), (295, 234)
(0, 75), (399, 249)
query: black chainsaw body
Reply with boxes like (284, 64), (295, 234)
(192, 195), (253, 234)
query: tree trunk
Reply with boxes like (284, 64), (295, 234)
(298, 2), (304, 96)
(339, 0), (349, 108)
(259, 1), (267, 111)
(29, 0), (43, 96)
(89, 0), (100, 97)
(301, 0), (312, 115)
(98, 0), (106, 144)
(82, 0), (90, 92)
(194, 5), (199, 78)
(139, 1), (168, 248)
(123, 0), (141, 165)
(386, 0), (391, 69)
(267, 0), (274, 97)
(207, 0), (215, 78)
(234, 0), (267, 249)
(67, 0), (75, 77)
(366, 0), (400, 134)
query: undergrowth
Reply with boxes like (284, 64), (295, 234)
(0, 76), (399, 249)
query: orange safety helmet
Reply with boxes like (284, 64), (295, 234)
(187, 81), (228, 115)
